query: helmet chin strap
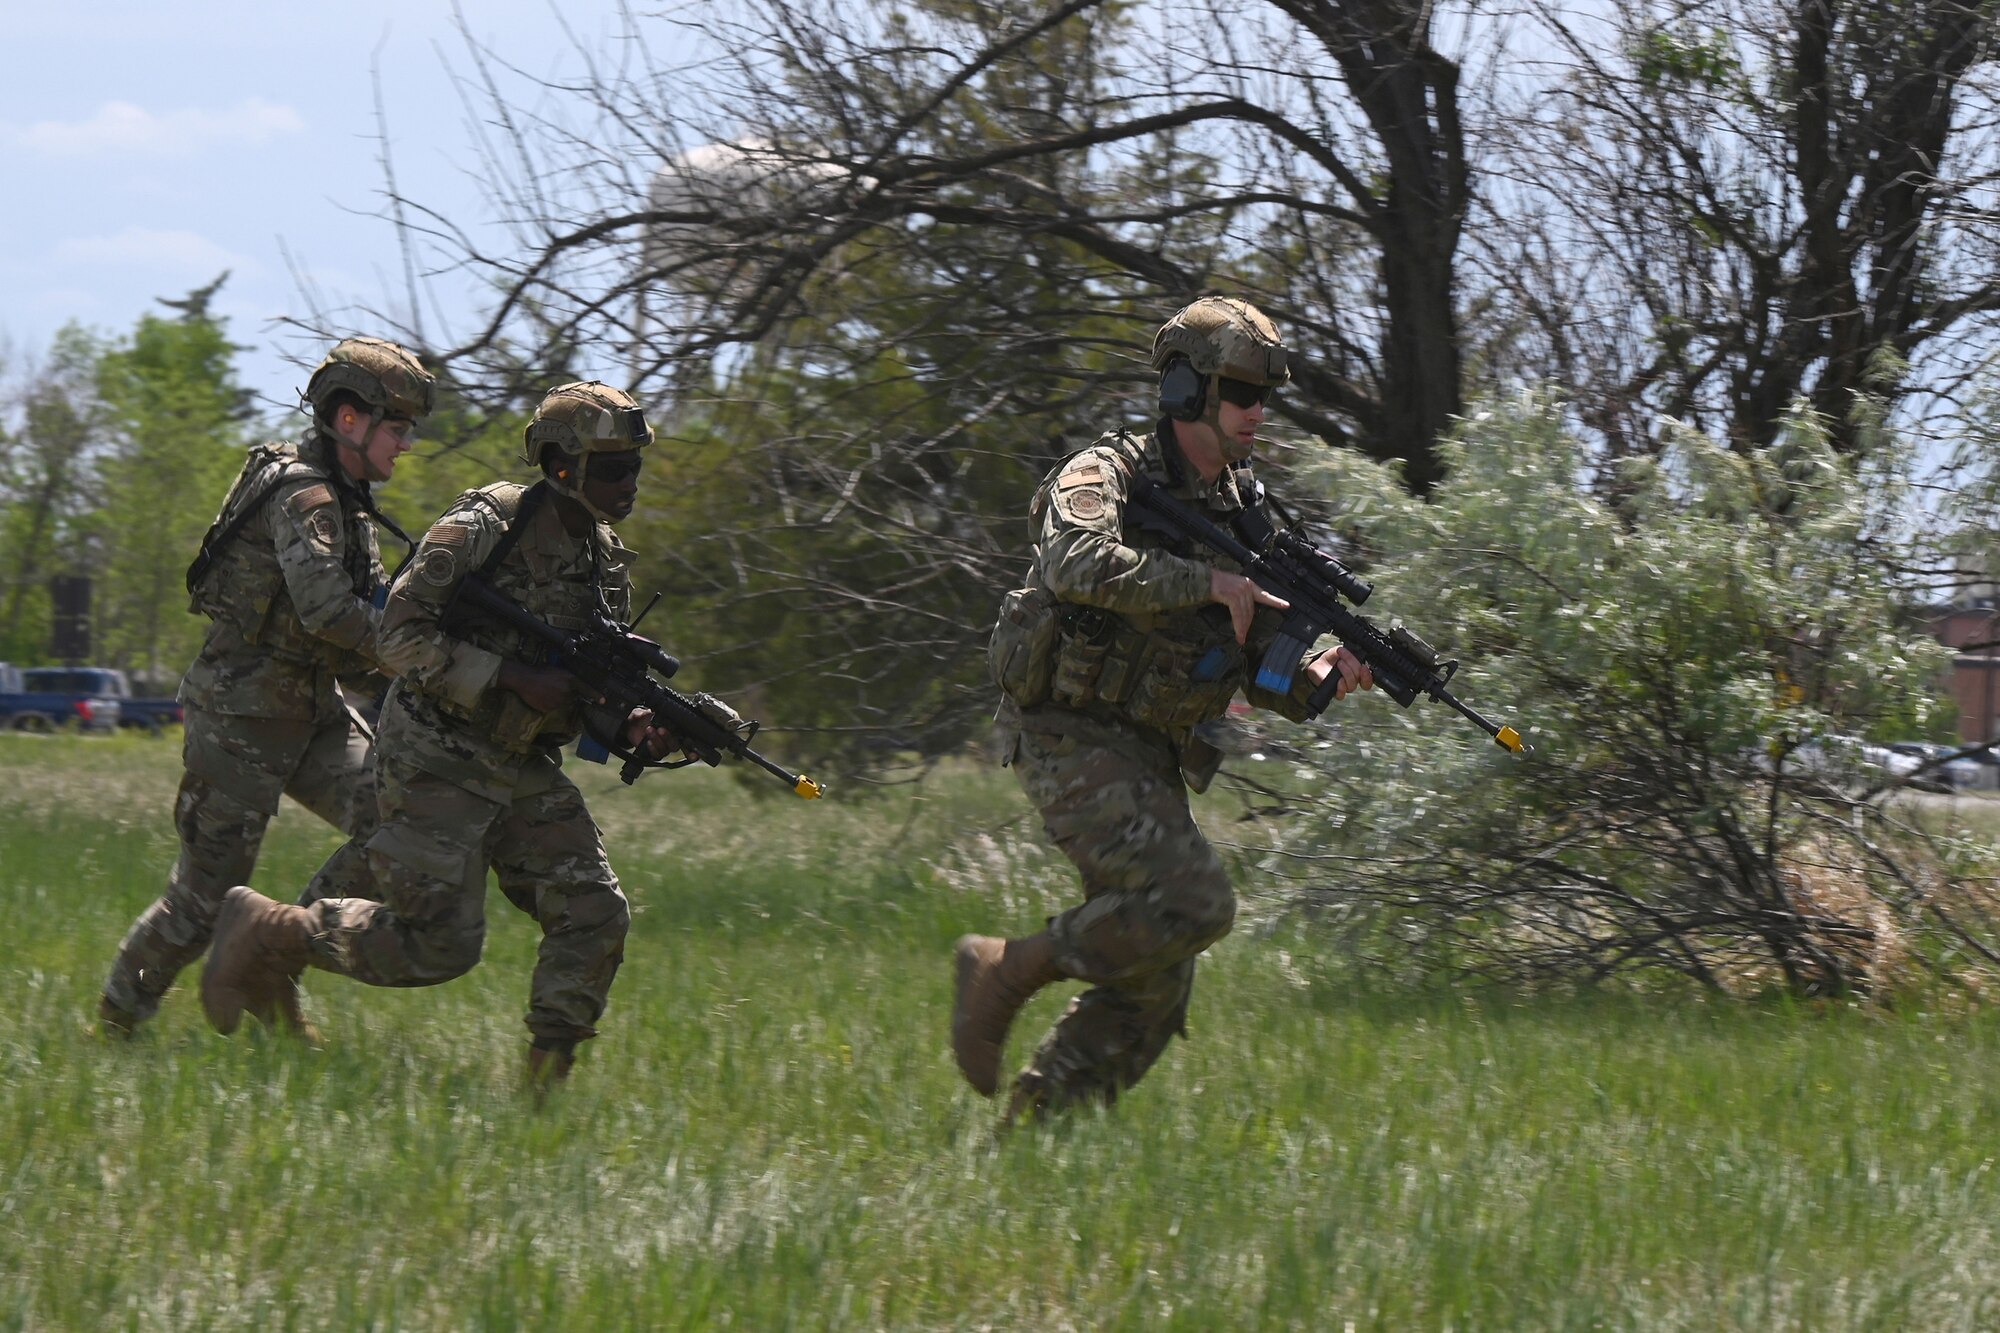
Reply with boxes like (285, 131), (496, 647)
(327, 406), (392, 482)
(1205, 375), (1257, 464)
(551, 453), (620, 523)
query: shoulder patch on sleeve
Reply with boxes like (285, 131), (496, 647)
(1063, 489), (1107, 521)
(286, 482), (336, 514)
(415, 546), (459, 588)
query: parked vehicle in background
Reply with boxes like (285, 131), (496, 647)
(1786, 733), (1885, 780)
(99, 667), (181, 734)
(1947, 742), (2000, 792)
(0, 662), (122, 733)
(18, 666), (181, 734)
(1886, 741), (1992, 792)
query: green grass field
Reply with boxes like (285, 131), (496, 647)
(6, 734), (2000, 1330)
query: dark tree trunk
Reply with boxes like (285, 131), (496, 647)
(1286, 0), (1468, 492)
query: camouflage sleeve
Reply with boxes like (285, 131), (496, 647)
(268, 478), (377, 653)
(376, 498), (507, 710)
(1035, 450), (1212, 612)
(331, 519), (394, 681)
(1241, 601), (1321, 722)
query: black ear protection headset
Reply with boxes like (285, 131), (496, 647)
(1157, 355), (1207, 421)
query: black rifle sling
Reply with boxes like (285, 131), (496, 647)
(467, 480), (549, 583)
(351, 481), (418, 576)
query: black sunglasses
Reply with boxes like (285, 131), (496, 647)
(587, 453), (645, 484)
(1216, 377), (1273, 409)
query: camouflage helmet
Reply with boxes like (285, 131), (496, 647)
(304, 336), (436, 421)
(521, 381), (653, 469)
(1150, 297), (1290, 387)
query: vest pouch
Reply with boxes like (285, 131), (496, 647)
(1123, 627), (1243, 730)
(1050, 605), (1118, 707)
(493, 693), (553, 750)
(989, 586), (1059, 709)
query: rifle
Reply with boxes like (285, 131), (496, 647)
(1125, 472), (1525, 753)
(448, 573), (824, 797)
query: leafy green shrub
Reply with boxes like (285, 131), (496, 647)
(1245, 394), (1996, 998)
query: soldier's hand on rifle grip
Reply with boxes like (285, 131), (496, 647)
(1209, 569), (1289, 644)
(498, 661), (582, 714)
(1306, 645), (1373, 701)
(623, 707), (680, 760)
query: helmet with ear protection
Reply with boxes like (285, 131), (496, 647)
(1152, 297), (1289, 425)
(522, 381), (652, 519)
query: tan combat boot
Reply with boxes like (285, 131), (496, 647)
(201, 886), (316, 1038)
(526, 1040), (576, 1102)
(97, 996), (140, 1040)
(951, 931), (1061, 1096)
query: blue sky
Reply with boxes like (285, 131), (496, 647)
(0, 1), (650, 417)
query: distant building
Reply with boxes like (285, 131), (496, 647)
(1924, 602), (2000, 744)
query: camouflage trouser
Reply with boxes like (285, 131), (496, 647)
(102, 702), (379, 1022)
(1006, 718), (1235, 1112)
(306, 752), (629, 1044)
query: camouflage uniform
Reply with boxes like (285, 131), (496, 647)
(994, 420), (1324, 1113)
(101, 431), (390, 1024)
(301, 482), (635, 1045)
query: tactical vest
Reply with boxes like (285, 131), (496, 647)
(438, 482), (632, 750)
(187, 440), (381, 661)
(1001, 431), (1249, 731)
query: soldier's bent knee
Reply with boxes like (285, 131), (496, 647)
(1182, 865), (1237, 951)
(540, 884), (629, 941)
(409, 919), (486, 981)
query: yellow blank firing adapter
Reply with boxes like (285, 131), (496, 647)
(795, 775), (825, 799)
(1496, 726), (1524, 753)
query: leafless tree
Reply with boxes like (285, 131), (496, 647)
(1479, 0), (2000, 466)
(344, 0), (1495, 762)
(341, 0), (2000, 771)
(421, 0), (1482, 489)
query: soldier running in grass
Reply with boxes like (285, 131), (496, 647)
(98, 338), (433, 1037)
(202, 382), (713, 1088)
(955, 297), (1373, 1121)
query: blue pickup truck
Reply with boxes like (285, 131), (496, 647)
(0, 662), (123, 732)
(18, 666), (183, 733)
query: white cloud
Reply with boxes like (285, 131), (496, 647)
(53, 228), (253, 275)
(9, 98), (303, 158)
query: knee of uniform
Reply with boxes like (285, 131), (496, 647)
(536, 884), (631, 945)
(1182, 865), (1236, 950)
(411, 920), (486, 981)
(378, 888), (487, 980)
(588, 891), (633, 949)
